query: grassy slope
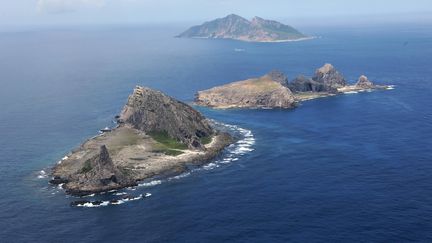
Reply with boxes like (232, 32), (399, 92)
(148, 131), (187, 156)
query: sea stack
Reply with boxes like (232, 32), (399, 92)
(355, 75), (374, 89)
(312, 63), (347, 88)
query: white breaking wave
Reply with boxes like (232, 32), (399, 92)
(75, 193), (152, 208)
(197, 122), (255, 171)
(76, 201), (110, 208)
(168, 172), (191, 181)
(57, 155), (69, 165)
(127, 122), (255, 189)
(37, 170), (48, 179)
(138, 180), (162, 187)
(344, 91), (359, 94)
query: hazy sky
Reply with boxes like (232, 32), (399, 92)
(1, 0), (431, 27)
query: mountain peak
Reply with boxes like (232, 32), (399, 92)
(225, 13), (243, 19)
(251, 16), (265, 22)
(119, 86), (214, 150)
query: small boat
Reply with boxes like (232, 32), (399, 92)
(100, 127), (112, 133)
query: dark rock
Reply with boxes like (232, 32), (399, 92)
(49, 176), (68, 185)
(122, 195), (135, 201)
(288, 75), (337, 93)
(119, 86), (215, 150)
(312, 63), (347, 88)
(70, 200), (90, 207)
(92, 200), (104, 206)
(63, 145), (136, 195)
(86, 145), (132, 185)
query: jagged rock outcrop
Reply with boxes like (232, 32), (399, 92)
(288, 75), (337, 93)
(195, 71), (296, 109)
(312, 63), (347, 88)
(119, 86), (214, 150)
(355, 75), (374, 89)
(63, 145), (136, 195)
(177, 14), (308, 42)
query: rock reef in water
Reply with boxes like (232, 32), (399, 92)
(177, 14), (310, 42)
(51, 86), (233, 196)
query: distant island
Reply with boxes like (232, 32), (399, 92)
(177, 14), (311, 42)
(50, 87), (233, 196)
(195, 64), (392, 109)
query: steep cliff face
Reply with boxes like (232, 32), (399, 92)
(119, 86), (214, 149)
(288, 75), (337, 93)
(177, 14), (308, 42)
(355, 75), (375, 89)
(195, 72), (296, 109)
(312, 64), (347, 88)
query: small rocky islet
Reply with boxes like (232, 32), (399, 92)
(195, 63), (391, 109)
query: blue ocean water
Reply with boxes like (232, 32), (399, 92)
(0, 24), (431, 242)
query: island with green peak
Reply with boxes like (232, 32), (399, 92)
(177, 14), (311, 42)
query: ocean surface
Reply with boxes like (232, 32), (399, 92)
(0, 24), (431, 242)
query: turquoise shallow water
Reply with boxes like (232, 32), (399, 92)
(0, 24), (431, 242)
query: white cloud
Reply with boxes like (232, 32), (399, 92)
(37, 0), (106, 14)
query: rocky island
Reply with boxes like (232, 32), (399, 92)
(50, 86), (233, 196)
(195, 70), (296, 109)
(177, 14), (310, 42)
(195, 64), (391, 109)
